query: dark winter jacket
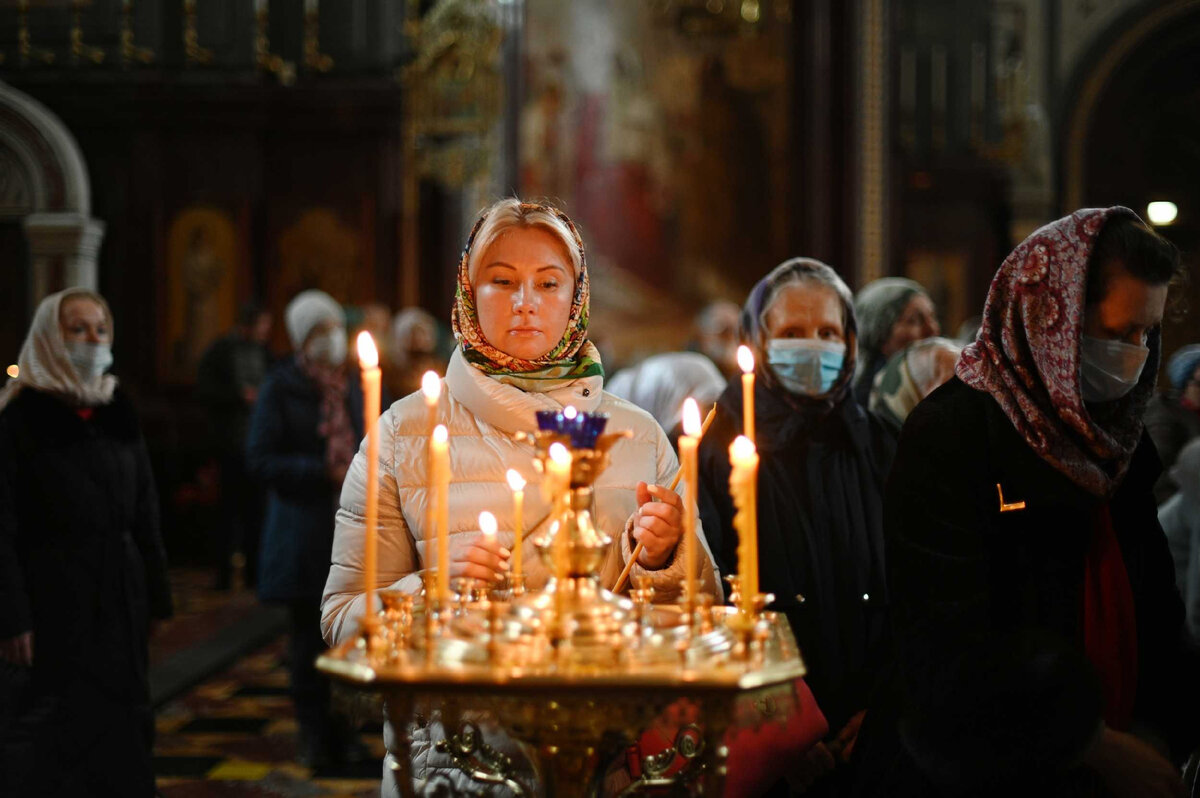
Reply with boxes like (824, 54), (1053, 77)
(850, 378), (1200, 797)
(0, 387), (172, 695)
(247, 358), (363, 602)
(697, 376), (897, 736)
(1145, 392), (1200, 503)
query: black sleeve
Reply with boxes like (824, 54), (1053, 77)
(245, 374), (326, 491)
(886, 399), (1102, 789)
(131, 432), (173, 621)
(696, 411), (738, 581)
(0, 409), (31, 638)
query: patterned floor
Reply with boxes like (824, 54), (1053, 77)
(151, 572), (385, 797)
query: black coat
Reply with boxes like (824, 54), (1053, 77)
(0, 387), (172, 796)
(247, 358), (364, 602)
(697, 378), (897, 735)
(850, 378), (1200, 797)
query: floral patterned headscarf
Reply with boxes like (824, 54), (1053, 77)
(450, 201), (603, 389)
(957, 207), (1160, 497)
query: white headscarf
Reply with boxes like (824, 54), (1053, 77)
(605, 352), (726, 434)
(0, 288), (118, 412)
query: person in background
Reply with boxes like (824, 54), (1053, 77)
(850, 208), (1200, 798)
(197, 301), (272, 590)
(1145, 343), (1200, 503)
(1158, 438), (1200, 645)
(605, 350), (726, 447)
(388, 306), (444, 399)
(246, 289), (366, 769)
(852, 278), (940, 405)
(698, 258), (897, 797)
(867, 337), (962, 434)
(0, 288), (173, 797)
(692, 299), (742, 380)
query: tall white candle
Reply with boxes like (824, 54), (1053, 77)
(729, 435), (759, 613)
(356, 333), (381, 620)
(506, 469), (526, 580)
(432, 425), (450, 603)
(737, 345), (756, 445)
(679, 398), (702, 607)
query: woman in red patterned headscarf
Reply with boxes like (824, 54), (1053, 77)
(849, 208), (1199, 798)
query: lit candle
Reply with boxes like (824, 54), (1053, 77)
(729, 435), (759, 613)
(432, 424), (451, 603)
(679, 398), (702, 607)
(506, 469), (526, 580)
(479, 510), (497, 553)
(356, 333), (381, 620)
(421, 370), (440, 434)
(737, 345), (756, 444)
(547, 443), (572, 582)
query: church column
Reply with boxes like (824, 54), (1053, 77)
(23, 212), (106, 306)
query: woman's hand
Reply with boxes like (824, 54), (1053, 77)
(447, 533), (510, 583)
(632, 482), (683, 569)
(0, 631), (33, 666)
(1085, 725), (1186, 798)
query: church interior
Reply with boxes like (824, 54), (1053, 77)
(2, 1), (1200, 797)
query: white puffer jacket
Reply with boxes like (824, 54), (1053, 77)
(321, 347), (721, 797)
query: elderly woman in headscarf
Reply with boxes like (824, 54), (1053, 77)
(697, 258), (897, 796)
(606, 350), (727, 447)
(387, 306), (443, 398)
(867, 337), (962, 433)
(247, 289), (366, 769)
(0, 288), (173, 797)
(849, 209), (1200, 798)
(852, 278), (940, 405)
(320, 198), (720, 796)
(1144, 343), (1200, 502)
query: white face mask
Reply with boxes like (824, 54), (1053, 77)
(65, 341), (113, 382)
(766, 338), (846, 396)
(1080, 335), (1149, 403)
(306, 328), (348, 367)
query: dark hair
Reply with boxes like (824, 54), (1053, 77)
(237, 301), (266, 328)
(1084, 213), (1182, 305)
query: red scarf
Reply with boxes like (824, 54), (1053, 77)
(956, 207), (1159, 497)
(1083, 505), (1138, 730)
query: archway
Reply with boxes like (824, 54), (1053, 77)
(1060, 0), (1200, 360)
(0, 78), (104, 352)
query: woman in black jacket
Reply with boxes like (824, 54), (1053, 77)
(0, 288), (173, 797)
(851, 208), (1200, 798)
(247, 289), (365, 769)
(698, 259), (897, 796)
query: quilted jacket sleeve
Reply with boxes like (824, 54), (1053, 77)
(322, 406), (423, 646)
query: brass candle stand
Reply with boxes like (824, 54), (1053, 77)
(319, 417), (807, 796)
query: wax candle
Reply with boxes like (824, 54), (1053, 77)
(356, 333), (381, 619)
(421, 371), (440, 433)
(421, 372), (440, 599)
(547, 443), (572, 581)
(679, 398), (702, 607)
(729, 435), (759, 613)
(432, 424), (450, 603)
(737, 345), (756, 444)
(478, 510), (497, 570)
(506, 469), (526, 579)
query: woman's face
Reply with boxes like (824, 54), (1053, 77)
(763, 282), (845, 343)
(882, 294), (939, 357)
(1083, 259), (1167, 346)
(474, 226), (575, 361)
(60, 297), (110, 345)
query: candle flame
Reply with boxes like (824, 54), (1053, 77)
(356, 331), (379, 368)
(421, 370), (441, 402)
(5, 364), (17, 379)
(682, 397), (702, 437)
(478, 511), (497, 537)
(730, 435), (757, 460)
(506, 468), (526, 491)
(563, 405), (578, 420)
(737, 345), (755, 374)
(548, 442), (571, 466)
(433, 424), (448, 444)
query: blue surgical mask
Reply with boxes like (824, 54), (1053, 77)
(766, 338), (846, 396)
(1080, 335), (1148, 403)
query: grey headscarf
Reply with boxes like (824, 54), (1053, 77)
(854, 278), (929, 366)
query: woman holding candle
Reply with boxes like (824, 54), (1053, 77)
(850, 210), (1200, 797)
(0, 289), (172, 797)
(697, 258), (897, 796)
(320, 198), (720, 796)
(247, 289), (369, 769)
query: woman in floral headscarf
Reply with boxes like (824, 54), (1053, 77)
(850, 209), (1200, 798)
(320, 198), (720, 796)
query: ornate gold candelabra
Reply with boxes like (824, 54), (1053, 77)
(318, 414), (805, 796)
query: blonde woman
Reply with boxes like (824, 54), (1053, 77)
(322, 199), (720, 796)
